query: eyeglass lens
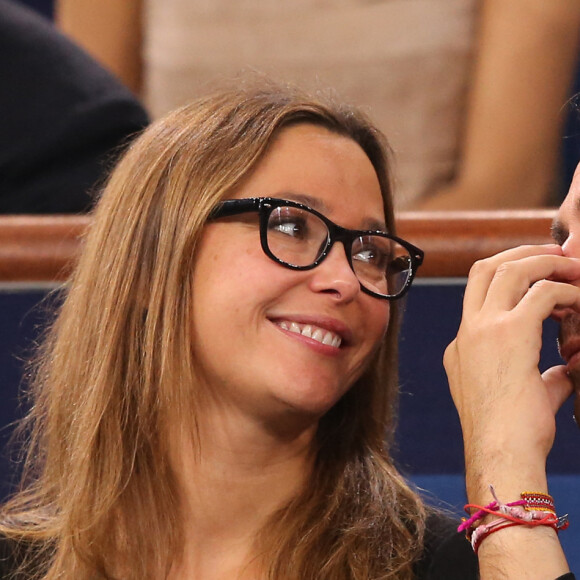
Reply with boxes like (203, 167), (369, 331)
(266, 206), (413, 297)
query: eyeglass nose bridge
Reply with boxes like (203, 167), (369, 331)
(309, 221), (358, 272)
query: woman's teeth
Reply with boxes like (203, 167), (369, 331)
(278, 321), (342, 348)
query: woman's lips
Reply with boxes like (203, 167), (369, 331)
(275, 320), (342, 348)
(268, 314), (353, 348)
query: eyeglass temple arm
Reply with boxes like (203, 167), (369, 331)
(209, 198), (261, 220)
(414, 249), (425, 265)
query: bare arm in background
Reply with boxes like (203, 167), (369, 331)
(56, 0), (143, 95)
(416, 0), (580, 210)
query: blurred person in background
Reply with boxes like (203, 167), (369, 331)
(56, 0), (580, 210)
(0, 0), (148, 213)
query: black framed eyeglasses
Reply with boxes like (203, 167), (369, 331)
(209, 197), (424, 300)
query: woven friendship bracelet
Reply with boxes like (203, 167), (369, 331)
(521, 491), (556, 514)
(459, 485), (570, 552)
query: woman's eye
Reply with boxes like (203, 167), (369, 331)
(270, 219), (307, 239)
(353, 247), (385, 266)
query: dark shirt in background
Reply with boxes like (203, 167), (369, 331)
(0, 0), (149, 213)
(13, 0), (52, 19)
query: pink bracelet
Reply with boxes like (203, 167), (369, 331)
(458, 486), (526, 534)
(471, 519), (519, 553)
(459, 485), (569, 553)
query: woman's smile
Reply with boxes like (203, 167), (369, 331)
(275, 320), (343, 349)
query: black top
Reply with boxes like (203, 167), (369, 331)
(414, 513), (478, 579)
(0, 515), (572, 579)
(0, 0), (149, 213)
(0, 514), (478, 579)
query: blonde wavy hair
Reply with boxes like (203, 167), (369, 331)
(0, 79), (426, 579)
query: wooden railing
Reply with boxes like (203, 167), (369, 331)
(398, 210), (556, 278)
(0, 210), (556, 282)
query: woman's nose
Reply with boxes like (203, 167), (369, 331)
(308, 242), (360, 302)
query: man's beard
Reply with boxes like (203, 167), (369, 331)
(558, 312), (580, 426)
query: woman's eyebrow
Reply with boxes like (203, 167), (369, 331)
(282, 191), (329, 212)
(277, 191), (387, 230)
(363, 218), (388, 231)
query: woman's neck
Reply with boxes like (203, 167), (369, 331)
(169, 402), (318, 579)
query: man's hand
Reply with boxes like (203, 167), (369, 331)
(445, 244), (580, 497)
(444, 243), (580, 578)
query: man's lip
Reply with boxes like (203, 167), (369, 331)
(559, 338), (580, 364)
(268, 315), (353, 346)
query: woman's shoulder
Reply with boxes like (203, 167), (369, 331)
(414, 511), (479, 580)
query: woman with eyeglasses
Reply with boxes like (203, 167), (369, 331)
(0, 80), (477, 579)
